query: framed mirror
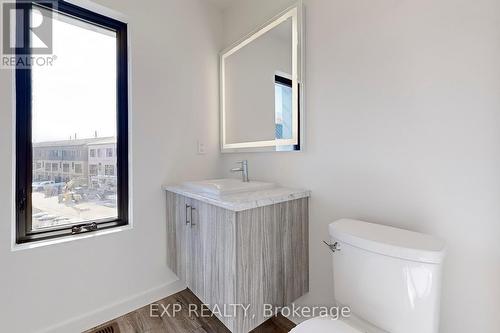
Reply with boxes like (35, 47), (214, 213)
(220, 4), (303, 152)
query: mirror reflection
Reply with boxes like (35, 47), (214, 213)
(221, 7), (301, 152)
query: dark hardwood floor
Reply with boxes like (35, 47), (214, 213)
(86, 289), (296, 333)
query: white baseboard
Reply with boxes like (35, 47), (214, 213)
(38, 279), (187, 333)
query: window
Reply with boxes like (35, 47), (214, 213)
(106, 148), (113, 157)
(104, 165), (115, 176)
(15, 1), (129, 243)
(275, 75), (300, 151)
(90, 149), (96, 158)
(89, 164), (98, 176)
(74, 164), (82, 174)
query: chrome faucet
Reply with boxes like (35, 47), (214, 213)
(231, 160), (249, 182)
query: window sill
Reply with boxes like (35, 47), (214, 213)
(11, 224), (133, 252)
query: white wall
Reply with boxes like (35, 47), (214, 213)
(0, 0), (222, 332)
(221, 0), (500, 332)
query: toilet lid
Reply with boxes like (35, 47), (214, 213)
(290, 317), (364, 333)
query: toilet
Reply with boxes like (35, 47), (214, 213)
(292, 219), (446, 333)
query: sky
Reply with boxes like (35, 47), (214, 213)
(31, 9), (117, 143)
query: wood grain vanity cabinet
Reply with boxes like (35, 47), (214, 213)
(165, 190), (309, 333)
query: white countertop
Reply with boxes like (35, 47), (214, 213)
(163, 184), (311, 212)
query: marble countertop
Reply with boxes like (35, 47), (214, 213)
(163, 184), (311, 212)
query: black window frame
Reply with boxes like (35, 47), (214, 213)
(15, 0), (129, 244)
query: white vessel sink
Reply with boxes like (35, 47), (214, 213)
(183, 178), (275, 196)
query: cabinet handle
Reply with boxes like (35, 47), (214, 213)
(190, 207), (196, 227)
(185, 204), (191, 225)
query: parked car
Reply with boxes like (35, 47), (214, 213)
(33, 181), (54, 192)
(43, 183), (66, 197)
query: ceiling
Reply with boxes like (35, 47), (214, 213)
(206, 0), (241, 10)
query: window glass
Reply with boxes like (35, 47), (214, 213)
(275, 81), (293, 140)
(31, 9), (118, 230)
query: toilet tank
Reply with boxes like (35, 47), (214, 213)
(329, 219), (446, 333)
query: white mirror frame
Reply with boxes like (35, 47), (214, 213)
(220, 4), (304, 153)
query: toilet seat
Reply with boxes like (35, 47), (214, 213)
(290, 317), (363, 333)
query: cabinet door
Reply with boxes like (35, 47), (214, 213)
(186, 199), (237, 331)
(166, 192), (189, 282)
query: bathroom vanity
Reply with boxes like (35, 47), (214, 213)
(164, 180), (310, 333)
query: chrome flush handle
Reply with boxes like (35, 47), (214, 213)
(323, 240), (341, 253)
